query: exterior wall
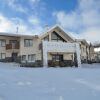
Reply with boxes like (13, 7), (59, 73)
(19, 36), (44, 67)
(0, 36), (20, 61)
(0, 35), (42, 65)
(80, 44), (87, 61)
(86, 46), (90, 60)
(19, 36), (37, 55)
(19, 36), (42, 62)
(76, 40), (90, 63)
(97, 53), (100, 61)
(48, 53), (52, 60)
(80, 42), (95, 63)
(93, 53), (98, 62)
(64, 53), (73, 60)
(89, 46), (95, 62)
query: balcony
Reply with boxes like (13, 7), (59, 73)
(6, 43), (20, 50)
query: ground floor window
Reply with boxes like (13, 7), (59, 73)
(28, 54), (36, 62)
(22, 55), (26, 62)
(0, 53), (6, 59)
(21, 54), (36, 63)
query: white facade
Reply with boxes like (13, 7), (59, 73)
(42, 41), (81, 67)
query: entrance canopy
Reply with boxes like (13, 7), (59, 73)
(42, 41), (81, 67)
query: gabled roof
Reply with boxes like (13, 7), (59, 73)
(39, 25), (75, 42)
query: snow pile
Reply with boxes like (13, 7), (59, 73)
(0, 63), (100, 100)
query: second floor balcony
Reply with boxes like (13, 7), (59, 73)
(6, 43), (20, 50)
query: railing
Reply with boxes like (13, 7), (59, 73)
(6, 43), (20, 50)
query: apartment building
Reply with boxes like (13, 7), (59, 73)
(0, 33), (38, 63)
(0, 25), (94, 67)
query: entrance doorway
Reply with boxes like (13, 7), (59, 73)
(52, 54), (63, 66)
(12, 53), (18, 62)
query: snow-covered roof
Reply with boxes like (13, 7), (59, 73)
(75, 39), (89, 46)
(39, 24), (75, 41)
(0, 32), (36, 37)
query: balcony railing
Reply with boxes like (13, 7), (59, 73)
(6, 43), (20, 50)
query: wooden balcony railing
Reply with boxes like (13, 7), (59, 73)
(6, 43), (20, 50)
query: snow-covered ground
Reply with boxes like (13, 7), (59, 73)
(0, 63), (100, 100)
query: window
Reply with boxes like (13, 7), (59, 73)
(24, 39), (33, 47)
(10, 40), (18, 48)
(22, 55), (26, 62)
(0, 53), (6, 59)
(0, 40), (6, 47)
(10, 40), (17, 44)
(51, 31), (66, 42)
(28, 54), (35, 62)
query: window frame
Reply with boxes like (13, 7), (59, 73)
(22, 55), (26, 62)
(24, 39), (33, 47)
(51, 31), (66, 42)
(28, 54), (36, 62)
(0, 53), (6, 59)
(0, 39), (6, 47)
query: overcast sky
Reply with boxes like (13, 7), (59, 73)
(0, 0), (100, 43)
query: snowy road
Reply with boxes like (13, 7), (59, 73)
(0, 63), (100, 100)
